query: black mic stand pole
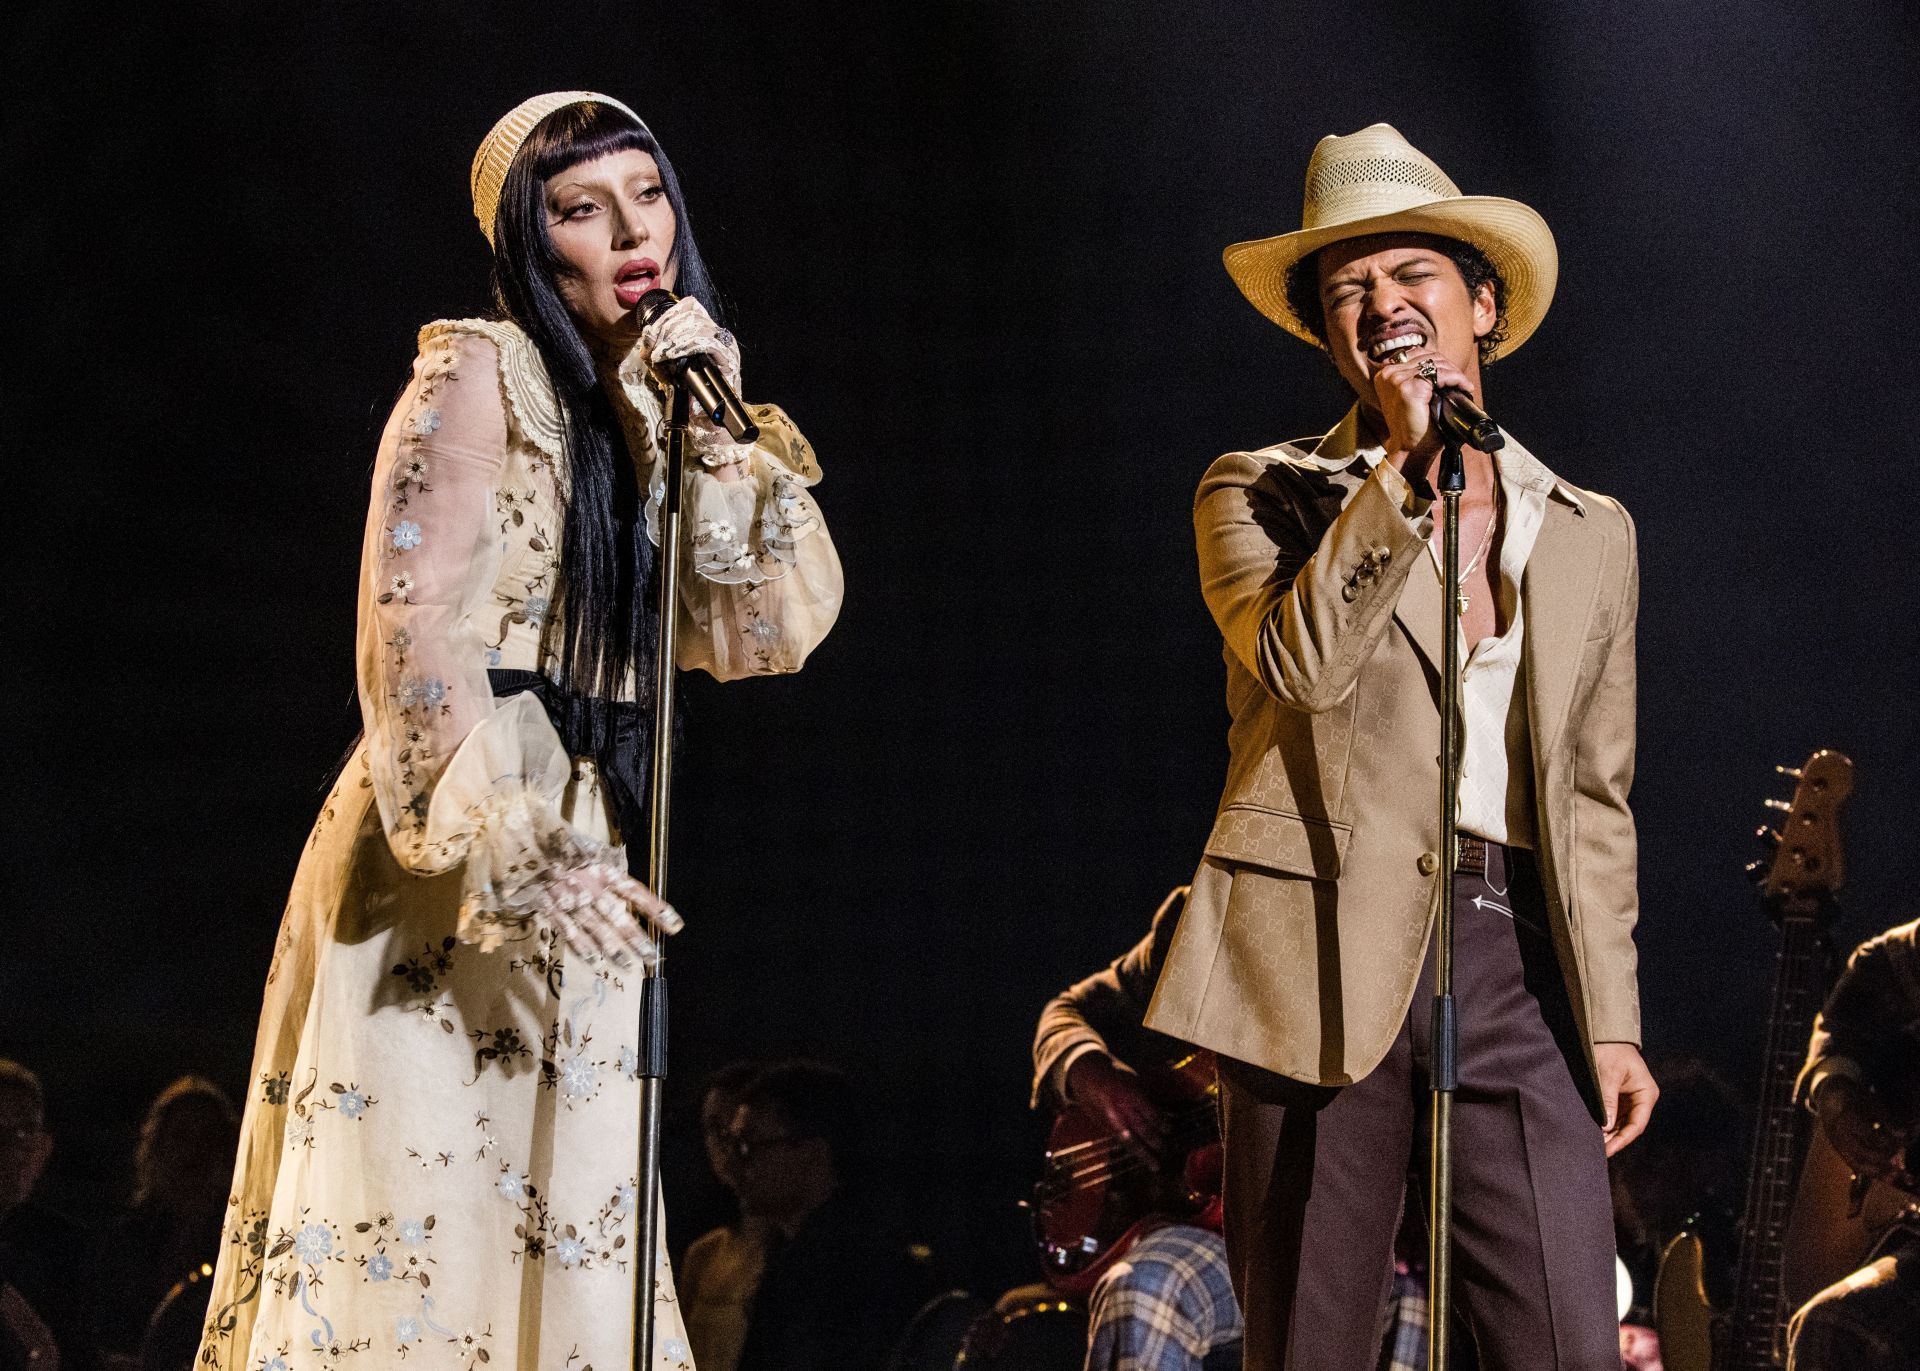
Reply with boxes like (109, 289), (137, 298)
(634, 383), (688, 1370)
(1427, 391), (1469, 1371)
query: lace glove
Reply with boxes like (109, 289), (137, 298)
(637, 295), (753, 469)
(458, 785), (684, 964)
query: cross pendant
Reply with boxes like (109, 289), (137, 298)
(1457, 590), (1471, 617)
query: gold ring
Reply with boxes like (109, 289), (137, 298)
(1416, 360), (1439, 383)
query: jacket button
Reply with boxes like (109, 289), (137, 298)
(1375, 545), (1393, 563)
(1342, 583), (1358, 602)
(1417, 852), (1439, 875)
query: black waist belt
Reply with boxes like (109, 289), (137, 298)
(487, 669), (650, 876)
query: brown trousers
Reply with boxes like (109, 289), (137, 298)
(1218, 845), (1621, 1370)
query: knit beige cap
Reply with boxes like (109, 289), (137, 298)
(470, 91), (646, 247)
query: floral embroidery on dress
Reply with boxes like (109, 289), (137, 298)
(353, 1211), (438, 1289)
(283, 1070), (326, 1153)
(265, 1208), (349, 1296)
(496, 1164), (638, 1275)
(372, 340), (467, 836)
(326, 1082), (376, 1122)
(203, 1208), (271, 1363)
(487, 487), (558, 659)
(467, 1028), (533, 1082)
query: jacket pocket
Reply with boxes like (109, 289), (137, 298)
(1203, 802), (1351, 880)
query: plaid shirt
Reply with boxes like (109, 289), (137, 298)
(1380, 1268), (1429, 1371)
(1084, 1225), (1429, 1371)
(1086, 1225), (1241, 1371)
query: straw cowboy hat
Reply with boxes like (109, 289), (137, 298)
(1223, 123), (1557, 360)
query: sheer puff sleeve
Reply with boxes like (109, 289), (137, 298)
(664, 403), (844, 680)
(357, 331), (663, 954)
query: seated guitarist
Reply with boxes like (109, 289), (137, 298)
(1033, 887), (1428, 1371)
(1787, 917), (1920, 1371)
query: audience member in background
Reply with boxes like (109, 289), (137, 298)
(92, 1078), (238, 1365)
(0, 1060), (96, 1371)
(679, 1062), (771, 1371)
(730, 1060), (930, 1371)
(1786, 918), (1920, 1371)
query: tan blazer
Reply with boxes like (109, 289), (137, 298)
(1144, 422), (1641, 1114)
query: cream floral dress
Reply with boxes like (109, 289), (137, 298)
(195, 319), (842, 1371)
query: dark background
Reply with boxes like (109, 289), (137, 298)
(8, 0), (1917, 1297)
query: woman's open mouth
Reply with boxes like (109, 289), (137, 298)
(614, 258), (662, 308)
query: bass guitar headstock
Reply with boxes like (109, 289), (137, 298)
(1746, 749), (1853, 921)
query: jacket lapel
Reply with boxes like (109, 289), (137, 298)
(1523, 498), (1604, 761)
(1393, 547), (1446, 679)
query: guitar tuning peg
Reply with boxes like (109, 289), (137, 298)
(1775, 764), (1804, 779)
(1745, 859), (1769, 883)
(1763, 798), (1793, 813)
(1755, 826), (1782, 849)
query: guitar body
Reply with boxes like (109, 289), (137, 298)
(1654, 1232), (1717, 1371)
(1030, 1048), (1219, 1297)
(1783, 1125), (1919, 1308)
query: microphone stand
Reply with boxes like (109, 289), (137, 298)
(1426, 392), (1470, 1371)
(634, 383), (687, 1370)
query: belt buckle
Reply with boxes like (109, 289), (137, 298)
(1456, 836), (1488, 875)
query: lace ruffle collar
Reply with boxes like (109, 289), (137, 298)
(417, 317), (567, 463)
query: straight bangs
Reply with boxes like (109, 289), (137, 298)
(525, 103), (655, 183)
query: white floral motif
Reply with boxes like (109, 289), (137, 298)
(407, 408), (442, 437)
(292, 1223), (333, 1265)
(558, 1057), (598, 1100)
(391, 520), (423, 551)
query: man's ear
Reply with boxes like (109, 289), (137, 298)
(1471, 279), (1498, 340)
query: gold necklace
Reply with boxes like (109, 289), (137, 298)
(1433, 502), (1498, 618)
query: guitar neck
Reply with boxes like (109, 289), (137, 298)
(1725, 913), (1833, 1370)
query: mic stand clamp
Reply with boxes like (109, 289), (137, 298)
(634, 384), (688, 1369)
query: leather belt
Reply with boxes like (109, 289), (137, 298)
(1456, 835), (1489, 875)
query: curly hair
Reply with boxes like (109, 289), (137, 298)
(1283, 234), (1509, 365)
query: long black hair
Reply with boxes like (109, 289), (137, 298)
(488, 100), (721, 711)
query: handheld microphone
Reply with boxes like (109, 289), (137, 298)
(635, 289), (760, 444)
(1435, 389), (1503, 452)
(1387, 349), (1505, 452)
